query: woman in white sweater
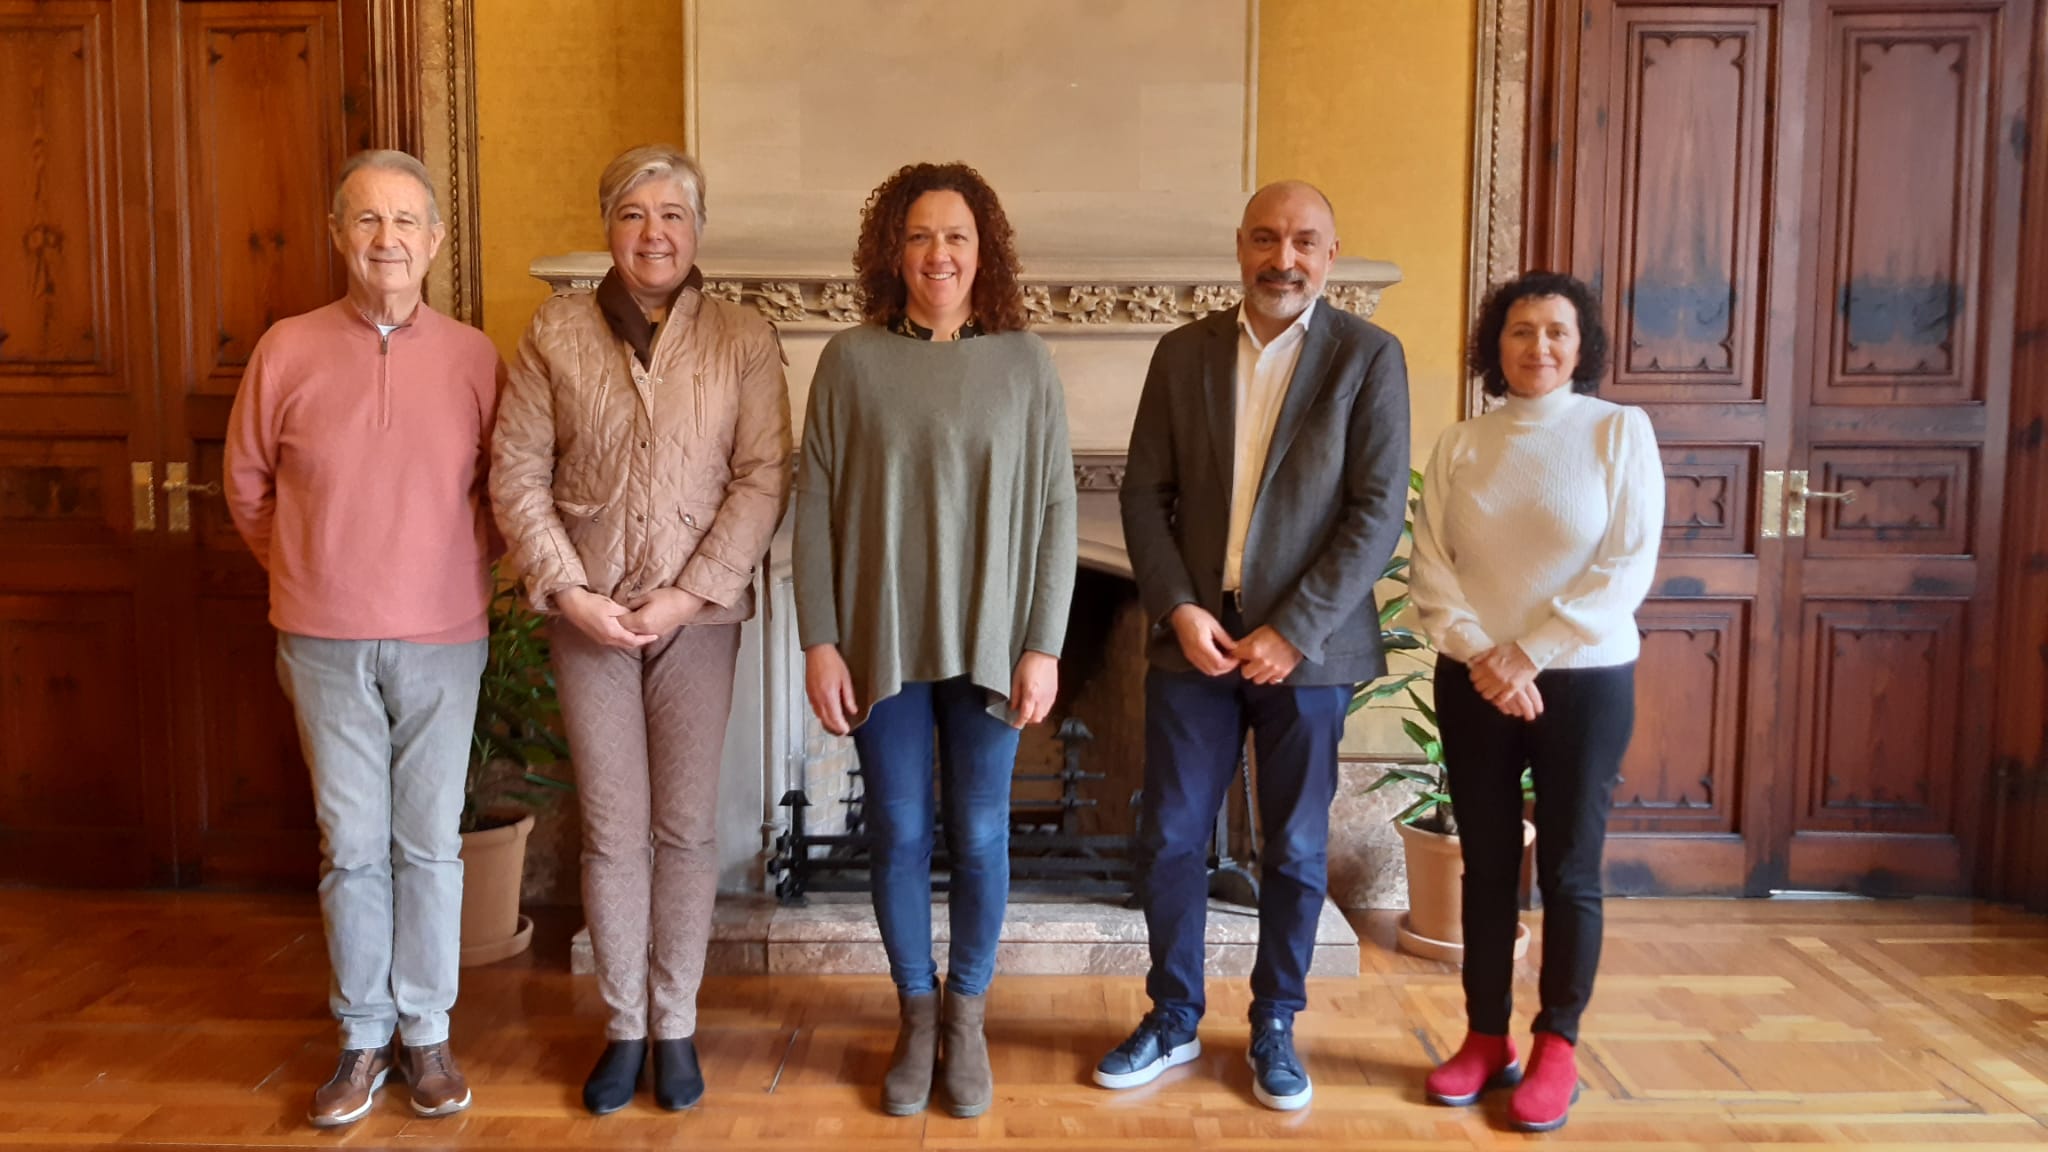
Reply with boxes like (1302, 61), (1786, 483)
(1411, 272), (1663, 1133)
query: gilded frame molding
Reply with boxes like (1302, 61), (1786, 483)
(1466, 0), (1533, 418)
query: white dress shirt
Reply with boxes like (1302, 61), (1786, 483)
(1225, 300), (1316, 592)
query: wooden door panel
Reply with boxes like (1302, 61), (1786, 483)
(180, 3), (346, 395)
(1816, 15), (1994, 404)
(1605, 11), (1773, 402)
(1660, 444), (1757, 555)
(0, 5), (115, 389)
(1803, 446), (1974, 557)
(1614, 600), (1748, 835)
(189, 595), (317, 886)
(0, 0), (165, 888)
(0, 594), (150, 885)
(1795, 600), (1966, 834)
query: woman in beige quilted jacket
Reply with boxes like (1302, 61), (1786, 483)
(490, 144), (791, 1117)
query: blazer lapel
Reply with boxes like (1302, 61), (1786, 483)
(1202, 309), (1239, 496)
(1255, 305), (1337, 500)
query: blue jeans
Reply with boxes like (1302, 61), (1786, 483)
(1138, 666), (1349, 1029)
(852, 677), (1021, 997)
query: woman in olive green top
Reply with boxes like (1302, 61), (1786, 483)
(793, 162), (1076, 1119)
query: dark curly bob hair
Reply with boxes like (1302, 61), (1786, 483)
(1468, 271), (1609, 397)
(853, 162), (1027, 333)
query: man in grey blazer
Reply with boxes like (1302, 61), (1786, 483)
(1096, 181), (1410, 1110)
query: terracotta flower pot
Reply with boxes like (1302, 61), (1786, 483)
(1394, 817), (1534, 965)
(457, 811), (534, 966)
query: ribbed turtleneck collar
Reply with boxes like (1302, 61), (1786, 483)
(1501, 386), (1583, 424)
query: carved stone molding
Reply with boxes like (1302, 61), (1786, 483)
(530, 254), (1400, 332)
(1073, 455), (1129, 492)
(1468, 0), (1533, 417)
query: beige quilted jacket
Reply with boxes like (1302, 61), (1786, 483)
(491, 287), (792, 623)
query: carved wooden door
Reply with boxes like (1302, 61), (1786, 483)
(1547, 0), (2032, 895)
(1, 0), (389, 886)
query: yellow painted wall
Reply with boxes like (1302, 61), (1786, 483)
(1258, 0), (1477, 460)
(474, 0), (688, 356)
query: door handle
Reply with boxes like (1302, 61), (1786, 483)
(132, 462), (156, 531)
(162, 462), (221, 533)
(1761, 469), (1785, 539)
(1786, 470), (1855, 537)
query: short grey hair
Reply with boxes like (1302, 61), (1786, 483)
(598, 144), (707, 228)
(330, 149), (441, 224)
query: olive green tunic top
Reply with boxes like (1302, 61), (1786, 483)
(793, 323), (1077, 724)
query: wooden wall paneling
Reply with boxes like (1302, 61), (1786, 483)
(1990, 0), (2048, 911)
(0, 0), (170, 886)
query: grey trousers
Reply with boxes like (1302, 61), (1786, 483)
(276, 633), (486, 1051)
(552, 620), (739, 1041)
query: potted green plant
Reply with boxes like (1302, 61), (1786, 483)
(458, 568), (573, 965)
(1354, 470), (1532, 964)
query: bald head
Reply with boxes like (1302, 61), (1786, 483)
(1241, 180), (1337, 233)
(1235, 180), (1340, 338)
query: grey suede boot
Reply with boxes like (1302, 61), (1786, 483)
(882, 991), (939, 1115)
(941, 990), (992, 1117)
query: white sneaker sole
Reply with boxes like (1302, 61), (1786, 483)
(307, 1067), (388, 1128)
(1246, 1051), (1312, 1111)
(1093, 1039), (1201, 1089)
(410, 1087), (472, 1117)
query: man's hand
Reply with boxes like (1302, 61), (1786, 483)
(1008, 651), (1058, 728)
(556, 587), (657, 650)
(619, 587), (704, 638)
(1169, 604), (1241, 676)
(1232, 625), (1303, 686)
(805, 643), (859, 736)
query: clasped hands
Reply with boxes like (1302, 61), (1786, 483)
(803, 645), (1058, 736)
(555, 586), (704, 649)
(1167, 603), (1303, 685)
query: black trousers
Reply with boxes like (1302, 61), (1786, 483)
(1435, 656), (1635, 1044)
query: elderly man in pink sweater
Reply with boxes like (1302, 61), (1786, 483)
(224, 149), (502, 1130)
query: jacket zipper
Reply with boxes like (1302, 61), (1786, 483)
(378, 329), (392, 429)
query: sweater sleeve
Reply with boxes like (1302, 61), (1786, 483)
(490, 316), (590, 611)
(223, 336), (283, 571)
(1023, 349), (1077, 656)
(792, 339), (842, 648)
(1409, 427), (1497, 662)
(1513, 406), (1665, 669)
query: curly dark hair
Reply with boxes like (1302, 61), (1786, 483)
(1468, 271), (1609, 397)
(852, 162), (1027, 333)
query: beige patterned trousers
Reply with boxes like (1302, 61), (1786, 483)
(552, 620), (739, 1040)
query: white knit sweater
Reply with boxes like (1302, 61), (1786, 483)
(1410, 388), (1664, 670)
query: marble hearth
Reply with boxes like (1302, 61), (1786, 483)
(572, 896), (1359, 979)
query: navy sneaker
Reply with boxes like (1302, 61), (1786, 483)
(1094, 1011), (1201, 1089)
(1246, 1015), (1312, 1111)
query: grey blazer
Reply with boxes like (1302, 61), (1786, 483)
(1119, 303), (1411, 686)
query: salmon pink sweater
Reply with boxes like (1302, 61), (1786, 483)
(225, 299), (502, 643)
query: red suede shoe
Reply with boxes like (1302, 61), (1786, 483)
(1424, 1032), (1521, 1106)
(1508, 1032), (1581, 1132)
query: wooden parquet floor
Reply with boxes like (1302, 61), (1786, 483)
(2, 892), (2046, 1150)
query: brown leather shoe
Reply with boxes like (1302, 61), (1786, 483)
(399, 1041), (472, 1117)
(308, 1046), (393, 1128)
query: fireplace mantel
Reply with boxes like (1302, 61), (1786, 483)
(529, 252), (1401, 333)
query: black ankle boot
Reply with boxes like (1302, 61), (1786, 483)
(583, 1039), (646, 1116)
(652, 1037), (704, 1111)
